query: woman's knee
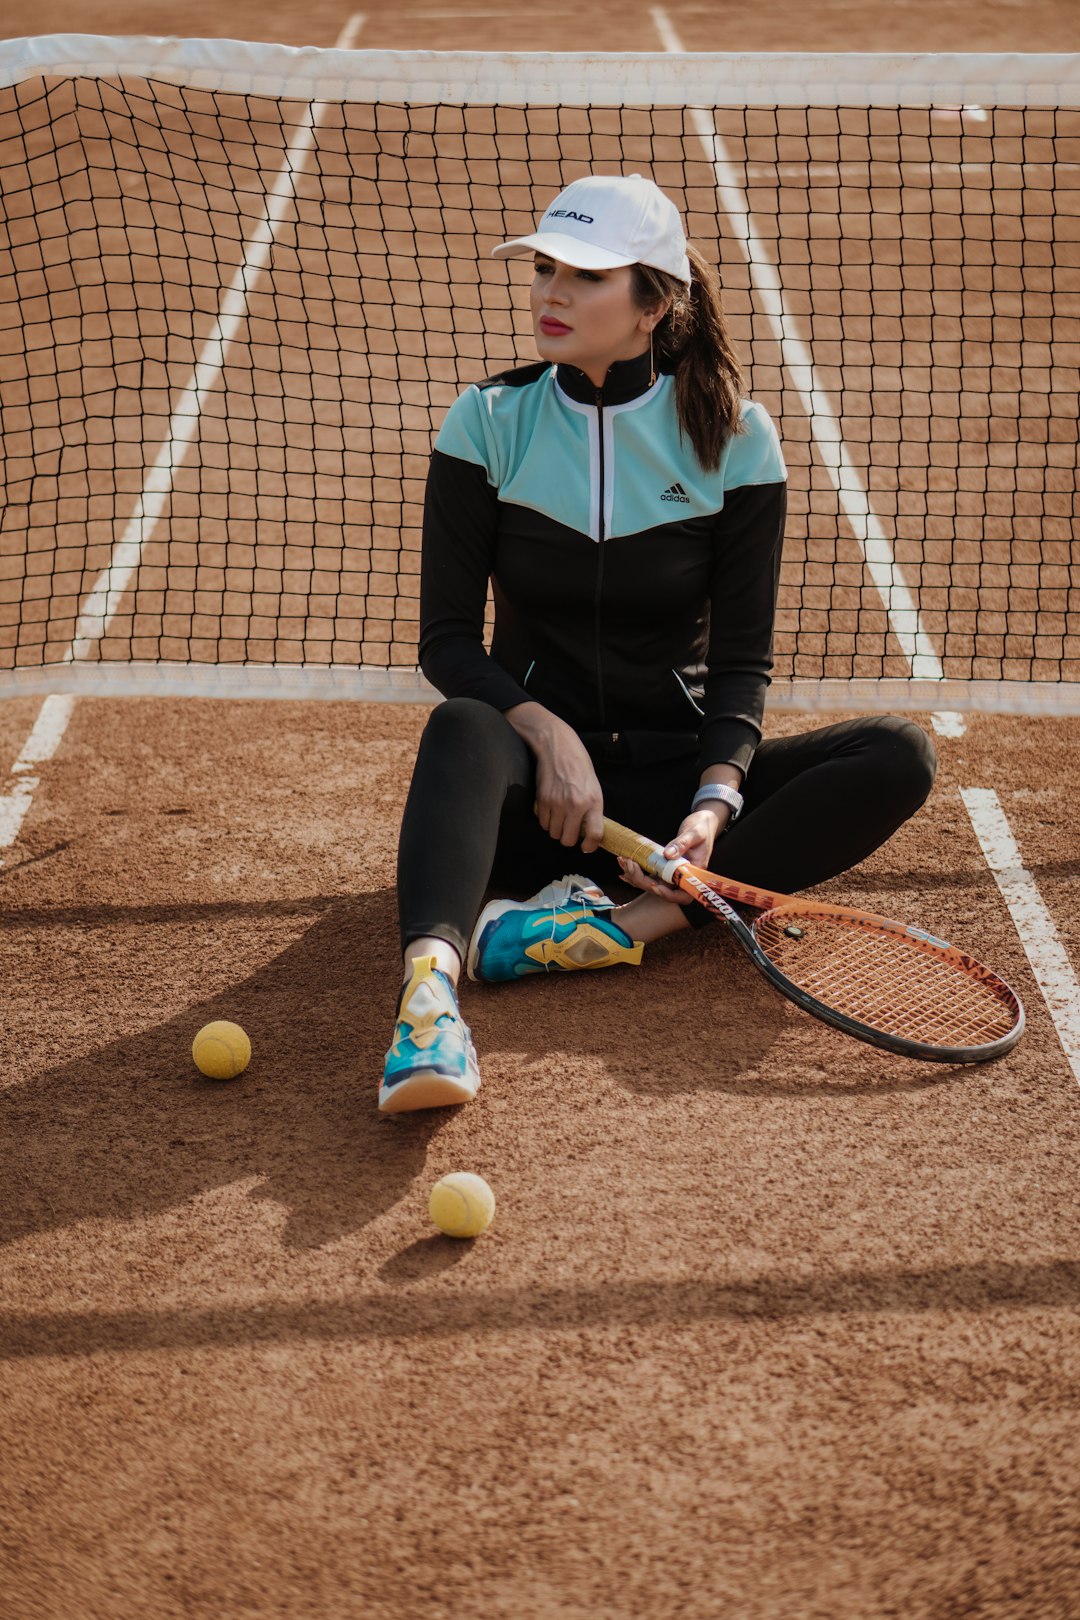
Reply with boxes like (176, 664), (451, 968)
(419, 696), (510, 753)
(414, 698), (530, 795)
(863, 715), (937, 809)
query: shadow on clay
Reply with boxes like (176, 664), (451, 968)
(465, 925), (974, 1099)
(0, 885), (983, 1264)
(379, 1235), (475, 1284)
(0, 888), (451, 1255)
(2, 1258), (1077, 1361)
(0, 840), (74, 877)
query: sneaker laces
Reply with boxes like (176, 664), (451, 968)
(529, 873), (615, 915)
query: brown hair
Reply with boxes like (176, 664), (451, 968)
(631, 244), (744, 473)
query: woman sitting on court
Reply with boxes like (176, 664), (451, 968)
(380, 173), (936, 1114)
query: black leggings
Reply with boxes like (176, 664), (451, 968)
(397, 697), (937, 958)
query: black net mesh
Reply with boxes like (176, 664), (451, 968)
(1, 72), (1078, 690)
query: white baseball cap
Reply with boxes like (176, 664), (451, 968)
(492, 173), (692, 286)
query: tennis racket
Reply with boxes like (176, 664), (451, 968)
(601, 816), (1024, 1064)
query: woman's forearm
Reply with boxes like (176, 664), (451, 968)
(503, 699), (569, 754)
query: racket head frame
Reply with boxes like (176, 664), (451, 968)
(600, 816), (1025, 1065)
(678, 868), (1025, 1064)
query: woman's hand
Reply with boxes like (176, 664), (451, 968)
(504, 702), (605, 852)
(617, 806), (728, 904)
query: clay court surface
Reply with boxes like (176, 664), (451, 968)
(2, 3), (1080, 1617)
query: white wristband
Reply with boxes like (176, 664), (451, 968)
(691, 783), (744, 821)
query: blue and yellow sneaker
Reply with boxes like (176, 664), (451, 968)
(467, 875), (644, 984)
(379, 956), (481, 1114)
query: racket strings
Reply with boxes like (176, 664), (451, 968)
(753, 911), (1019, 1047)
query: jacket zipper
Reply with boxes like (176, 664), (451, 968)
(594, 388), (607, 730)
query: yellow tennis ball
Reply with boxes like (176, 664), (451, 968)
(192, 1020), (251, 1080)
(428, 1172), (495, 1239)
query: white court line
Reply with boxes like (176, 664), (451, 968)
(0, 15), (366, 863)
(651, 7), (964, 743)
(68, 13), (366, 662)
(961, 789), (1080, 1084)
(0, 695), (76, 854)
(334, 13), (366, 50)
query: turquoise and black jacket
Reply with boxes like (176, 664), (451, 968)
(420, 350), (787, 776)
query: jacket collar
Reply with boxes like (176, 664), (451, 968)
(555, 348), (657, 406)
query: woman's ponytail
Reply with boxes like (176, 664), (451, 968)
(631, 244), (744, 473)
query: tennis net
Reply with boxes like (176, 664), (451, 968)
(1, 37), (1078, 712)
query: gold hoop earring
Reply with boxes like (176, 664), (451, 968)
(648, 329), (656, 388)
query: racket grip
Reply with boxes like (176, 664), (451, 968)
(599, 817), (668, 877)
